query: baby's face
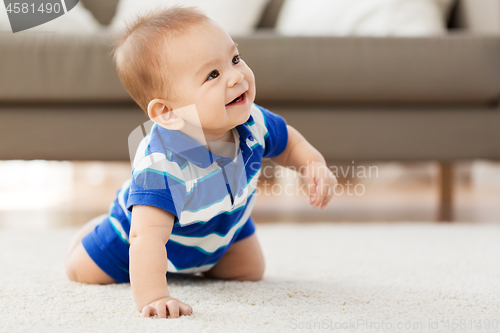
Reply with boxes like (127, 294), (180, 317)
(162, 21), (256, 141)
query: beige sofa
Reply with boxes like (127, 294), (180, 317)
(0, 0), (499, 220)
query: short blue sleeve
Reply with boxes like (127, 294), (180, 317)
(256, 105), (289, 158)
(126, 162), (186, 224)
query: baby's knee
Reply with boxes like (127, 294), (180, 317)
(65, 243), (116, 285)
(252, 262), (266, 281)
(239, 259), (265, 282)
(243, 271), (264, 282)
(65, 256), (80, 283)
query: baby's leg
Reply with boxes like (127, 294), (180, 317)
(65, 215), (116, 284)
(203, 233), (265, 281)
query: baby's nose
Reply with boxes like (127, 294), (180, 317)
(228, 69), (244, 87)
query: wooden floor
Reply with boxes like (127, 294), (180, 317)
(0, 160), (499, 230)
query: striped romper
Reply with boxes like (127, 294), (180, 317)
(82, 103), (288, 283)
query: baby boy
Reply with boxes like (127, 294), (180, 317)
(65, 6), (337, 319)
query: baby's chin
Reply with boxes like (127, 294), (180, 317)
(240, 104), (254, 123)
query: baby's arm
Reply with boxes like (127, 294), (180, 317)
(129, 205), (192, 318)
(271, 125), (337, 209)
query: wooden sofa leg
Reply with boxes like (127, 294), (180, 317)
(438, 162), (454, 222)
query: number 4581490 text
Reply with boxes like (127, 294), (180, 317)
(5, 3), (62, 14)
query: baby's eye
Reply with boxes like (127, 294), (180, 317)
(206, 70), (220, 81)
(232, 54), (240, 65)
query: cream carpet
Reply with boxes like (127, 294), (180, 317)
(1, 222), (500, 333)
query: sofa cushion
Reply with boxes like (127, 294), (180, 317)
(238, 33), (500, 105)
(0, 32), (498, 105)
(276, 0), (448, 37)
(109, 0), (271, 36)
(258, 0), (457, 29)
(0, 33), (128, 102)
(454, 0), (500, 33)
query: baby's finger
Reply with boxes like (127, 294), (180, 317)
(303, 176), (316, 204)
(141, 305), (154, 318)
(320, 185), (334, 209)
(179, 302), (193, 316)
(319, 174), (337, 208)
(155, 301), (167, 319)
(314, 179), (328, 208)
(166, 300), (180, 318)
(314, 178), (327, 208)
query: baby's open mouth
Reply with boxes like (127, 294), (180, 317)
(226, 93), (246, 106)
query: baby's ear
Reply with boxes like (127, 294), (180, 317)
(147, 99), (185, 130)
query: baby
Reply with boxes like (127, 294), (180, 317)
(65, 6), (337, 319)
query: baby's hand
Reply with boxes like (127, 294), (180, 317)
(301, 161), (337, 209)
(141, 296), (193, 319)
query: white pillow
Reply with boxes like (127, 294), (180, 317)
(110, 0), (271, 35)
(0, 2), (102, 33)
(276, 0), (454, 37)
